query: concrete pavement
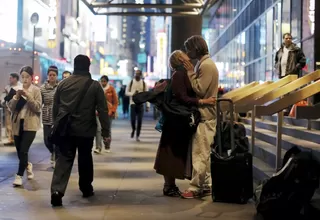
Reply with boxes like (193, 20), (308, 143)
(0, 119), (257, 220)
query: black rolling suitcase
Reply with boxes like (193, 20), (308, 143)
(211, 98), (253, 204)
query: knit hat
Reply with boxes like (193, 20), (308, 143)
(47, 65), (58, 75)
(74, 55), (91, 72)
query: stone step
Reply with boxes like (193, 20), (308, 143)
(261, 115), (320, 130)
(244, 124), (320, 153)
(242, 118), (320, 144)
(252, 156), (273, 182)
(248, 136), (287, 169)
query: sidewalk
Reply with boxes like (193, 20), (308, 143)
(0, 119), (256, 220)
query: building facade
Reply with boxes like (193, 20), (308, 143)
(205, 0), (316, 89)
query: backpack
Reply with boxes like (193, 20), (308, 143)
(254, 146), (320, 219)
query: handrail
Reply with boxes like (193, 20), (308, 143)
(221, 81), (272, 112)
(234, 75), (297, 155)
(254, 80), (320, 170)
(237, 71), (320, 113)
(235, 75), (298, 113)
(245, 71), (320, 171)
(222, 81), (259, 99)
(255, 80), (320, 116)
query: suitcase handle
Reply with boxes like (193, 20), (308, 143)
(216, 98), (235, 155)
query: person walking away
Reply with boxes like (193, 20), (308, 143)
(125, 70), (150, 141)
(154, 50), (216, 197)
(2, 73), (22, 146)
(180, 35), (219, 199)
(8, 66), (42, 186)
(94, 75), (118, 154)
(119, 85), (130, 118)
(40, 66), (59, 168)
(50, 55), (110, 207)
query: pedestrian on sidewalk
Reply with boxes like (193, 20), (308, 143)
(125, 70), (150, 142)
(8, 66), (42, 187)
(50, 55), (110, 207)
(40, 66), (59, 168)
(94, 75), (118, 154)
(180, 35), (219, 199)
(2, 73), (22, 146)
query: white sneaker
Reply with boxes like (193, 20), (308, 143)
(13, 175), (23, 186)
(26, 162), (34, 180)
(105, 149), (111, 153)
(94, 149), (101, 154)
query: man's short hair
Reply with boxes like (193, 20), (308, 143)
(10, 73), (19, 81)
(62, 71), (71, 75)
(184, 35), (209, 57)
(283, 33), (292, 39)
(135, 70), (142, 75)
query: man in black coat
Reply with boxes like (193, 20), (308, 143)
(50, 55), (110, 207)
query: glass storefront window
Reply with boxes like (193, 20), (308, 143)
(205, 0), (309, 88)
(291, 0), (302, 41)
(302, 0), (315, 38)
(302, 38), (314, 73)
(266, 9), (273, 81)
(282, 0), (291, 35)
(273, 2), (282, 54)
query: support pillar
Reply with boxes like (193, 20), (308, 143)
(170, 15), (202, 56)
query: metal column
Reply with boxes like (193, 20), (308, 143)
(250, 106), (257, 155)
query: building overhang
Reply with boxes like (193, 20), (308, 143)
(81, 0), (219, 17)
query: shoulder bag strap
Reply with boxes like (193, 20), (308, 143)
(71, 79), (93, 114)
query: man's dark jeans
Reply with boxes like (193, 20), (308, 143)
(130, 104), (144, 137)
(51, 136), (94, 195)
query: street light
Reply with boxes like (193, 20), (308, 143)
(30, 12), (39, 70)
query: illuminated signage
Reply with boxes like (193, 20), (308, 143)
(156, 32), (167, 79)
(0, 0), (18, 43)
(308, 0), (315, 35)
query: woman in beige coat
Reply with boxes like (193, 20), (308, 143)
(8, 66), (42, 187)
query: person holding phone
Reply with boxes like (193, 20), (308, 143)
(8, 66), (42, 187)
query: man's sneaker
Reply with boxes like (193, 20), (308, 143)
(94, 148), (101, 154)
(13, 175), (23, 186)
(26, 162), (34, 180)
(105, 149), (111, 153)
(181, 190), (202, 199)
(51, 191), (63, 207)
(136, 137), (140, 142)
